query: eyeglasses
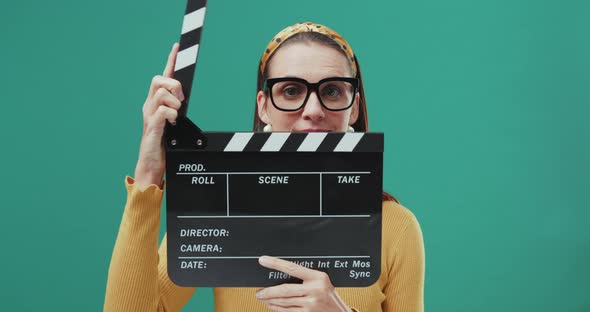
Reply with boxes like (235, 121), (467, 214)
(264, 77), (359, 112)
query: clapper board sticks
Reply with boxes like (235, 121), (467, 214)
(164, 0), (384, 287)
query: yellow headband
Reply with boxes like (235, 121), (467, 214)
(259, 22), (357, 77)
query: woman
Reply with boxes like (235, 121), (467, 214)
(105, 22), (424, 312)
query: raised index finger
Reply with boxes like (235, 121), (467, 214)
(163, 42), (179, 78)
(259, 256), (321, 281)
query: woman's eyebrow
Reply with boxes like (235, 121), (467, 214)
(271, 75), (305, 79)
(270, 75), (351, 81)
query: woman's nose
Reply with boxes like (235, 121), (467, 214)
(301, 91), (325, 121)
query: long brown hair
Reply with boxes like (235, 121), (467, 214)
(252, 32), (398, 203)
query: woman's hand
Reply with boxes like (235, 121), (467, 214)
(257, 256), (352, 312)
(134, 43), (185, 190)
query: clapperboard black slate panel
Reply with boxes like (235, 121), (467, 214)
(163, 0), (384, 287)
(165, 130), (384, 287)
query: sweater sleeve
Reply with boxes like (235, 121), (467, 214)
(104, 176), (197, 312)
(382, 209), (425, 312)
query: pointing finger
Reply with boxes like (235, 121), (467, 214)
(259, 256), (320, 281)
(163, 42), (179, 78)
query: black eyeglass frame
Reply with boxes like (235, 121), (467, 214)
(264, 77), (359, 112)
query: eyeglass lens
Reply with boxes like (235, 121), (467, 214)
(271, 80), (355, 110)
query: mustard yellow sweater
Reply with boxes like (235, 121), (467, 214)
(104, 177), (425, 311)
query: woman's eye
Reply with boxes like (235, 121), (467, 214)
(283, 86), (302, 97)
(322, 86), (341, 98)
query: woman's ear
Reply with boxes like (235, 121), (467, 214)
(349, 92), (360, 125)
(257, 90), (271, 125)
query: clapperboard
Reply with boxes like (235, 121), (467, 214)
(164, 0), (384, 287)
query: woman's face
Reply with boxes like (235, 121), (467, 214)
(257, 42), (359, 132)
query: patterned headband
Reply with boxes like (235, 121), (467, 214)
(259, 22), (357, 77)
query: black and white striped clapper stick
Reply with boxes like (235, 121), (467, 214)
(188, 132), (382, 153)
(173, 0), (207, 118)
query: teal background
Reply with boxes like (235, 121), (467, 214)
(1, 0), (588, 311)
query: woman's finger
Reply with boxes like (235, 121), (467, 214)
(147, 105), (178, 132)
(143, 88), (182, 118)
(148, 75), (185, 102)
(163, 42), (179, 78)
(259, 295), (308, 307)
(256, 283), (306, 300)
(266, 303), (302, 312)
(259, 256), (321, 281)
